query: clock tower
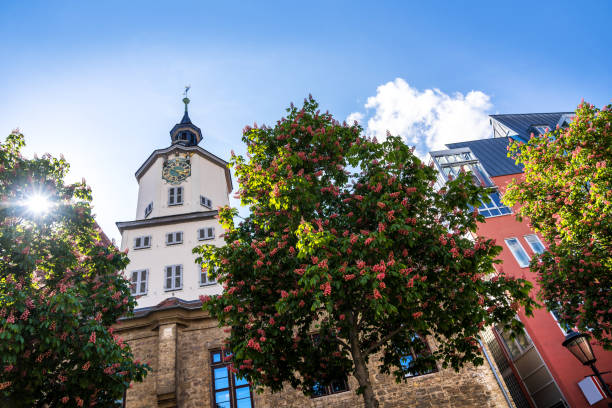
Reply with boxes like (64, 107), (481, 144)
(116, 95), (231, 308)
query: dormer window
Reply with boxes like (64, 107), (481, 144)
(200, 195), (212, 209)
(533, 125), (549, 135)
(144, 202), (153, 218)
(430, 148), (494, 188)
(168, 187), (183, 206)
(557, 114), (575, 128)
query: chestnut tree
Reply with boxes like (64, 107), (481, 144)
(196, 98), (535, 408)
(504, 102), (611, 349)
(0, 132), (149, 407)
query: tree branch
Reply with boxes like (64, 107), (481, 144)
(365, 326), (405, 355)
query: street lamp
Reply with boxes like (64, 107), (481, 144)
(562, 331), (612, 399)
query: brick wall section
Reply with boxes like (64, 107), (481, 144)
(115, 306), (513, 408)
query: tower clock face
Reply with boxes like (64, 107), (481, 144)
(162, 157), (191, 184)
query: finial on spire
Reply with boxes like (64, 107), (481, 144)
(182, 85), (191, 111)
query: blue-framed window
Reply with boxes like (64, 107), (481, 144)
(309, 334), (350, 398)
(399, 336), (437, 378)
(311, 377), (349, 398)
(475, 192), (512, 218)
(211, 350), (253, 408)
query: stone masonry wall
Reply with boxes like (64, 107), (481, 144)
(115, 307), (513, 408)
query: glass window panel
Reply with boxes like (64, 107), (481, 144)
(488, 208), (501, 217)
(140, 281), (146, 293)
(235, 386), (251, 400)
(236, 398), (252, 408)
(400, 354), (413, 370)
(311, 382), (327, 397)
(140, 270), (147, 280)
(235, 374), (249, 387)
(331, 379), (348, 393)
(166, 268), (172, 278)
(131, 272), (138, 282)
(525, 234), (545, 254)
(214, 367), (229, 390)
(515, 329), (532, 351)
(500, 330), (522, 359)
(477, 192), (511, 218)
(505, 238), (530, 267)
(175, 276), (181, 288)
(211, 352), (222, 363)
(215, 390), (231, 404)
(490, 192), (503, 206)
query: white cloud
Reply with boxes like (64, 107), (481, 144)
(346, 111), (364, 126)
(349, 78), (493, 157)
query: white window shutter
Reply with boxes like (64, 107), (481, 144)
(140, 270), (147, 294)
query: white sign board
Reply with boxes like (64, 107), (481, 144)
(578, 376), (605, 405)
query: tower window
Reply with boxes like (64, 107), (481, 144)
(200, 266), (217, 286)
(198, 227), (215, 241)
(130, 269), (148, 295)
(144, 202), (153, 218)
(166, 231), (183, 245)
(164, 265), (182, 291)
(200, 195), (212, 209)
(134, 235), (151, 250)
(168, 187), (183, 206)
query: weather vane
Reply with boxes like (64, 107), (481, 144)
(182, 85), (191, 109)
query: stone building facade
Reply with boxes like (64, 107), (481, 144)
(114, 299), (514, 408)
(114, 97), (516, 408)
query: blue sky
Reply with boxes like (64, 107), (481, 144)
(1, 0), (610, 242)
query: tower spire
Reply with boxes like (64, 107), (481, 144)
(181, 85), (191, 124)
(170, 85), (202, 146)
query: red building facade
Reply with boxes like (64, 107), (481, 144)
(428, 112), (612, 408)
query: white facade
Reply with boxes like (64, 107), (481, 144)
(117, 110), (231, 309)
(134, 149), (230, 220)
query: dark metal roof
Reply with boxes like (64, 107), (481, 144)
(116, 210), (218, 233)
(180, 110), (192, 125)
(489, 112), (573, 141)
(445, 137), (522, 177)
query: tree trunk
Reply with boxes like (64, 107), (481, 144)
(347, 312), (379, 408)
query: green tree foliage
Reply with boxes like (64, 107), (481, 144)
(504, 102), (611, 349)
(0, 133), (149, 406)
(195, 97), (535, 408)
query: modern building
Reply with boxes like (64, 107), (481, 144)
(113, 97), (517, 408)
(428, 112), (612, 408)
